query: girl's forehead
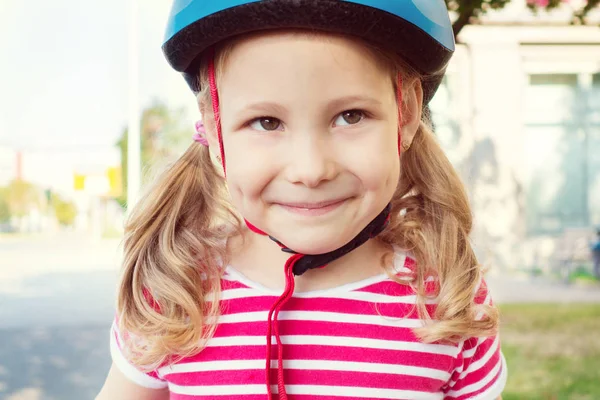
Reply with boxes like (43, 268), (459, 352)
(211, 29), (401, 110)
(223, 40), (389, 88)
(219, 30), (394, 78)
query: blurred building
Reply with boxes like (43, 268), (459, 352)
(0, 146), (17, 186)
(429, 0), (600, 272)
(0, 145), (124, 236)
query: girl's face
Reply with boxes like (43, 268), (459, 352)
(214, 32), (402, 255)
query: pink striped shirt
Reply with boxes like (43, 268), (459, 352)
(111, 252), (507, 399)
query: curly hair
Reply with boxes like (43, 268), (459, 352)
(116, 32), (498, 370)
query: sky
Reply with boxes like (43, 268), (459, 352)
(0, 0), (544, 156)
(0, 0), (197, 155)
(0, 0), (596, 194)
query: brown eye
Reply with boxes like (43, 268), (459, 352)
(251, 117), (281, 131)
(337, 110), (364, 126)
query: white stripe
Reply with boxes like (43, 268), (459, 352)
(468, 353), (508, 400)
(396, 266), (413, 275)
(221, 273), (242, 283)
(159, 359), (450, 381)
(462, 337), (486, 359)
(169, 383), (266, 395)
(217, 288), (259, 300)
(475, 292), (492, 321)
(218, 287), (437, 304)
(445, 352), (506, 398)
(482, 292), (491, 306)
(458, 336), (500, 380)
(169, 383), (444, 399)
(222, 251), (414, 295)
(392, 250), (408, 274)
(223, 268), (398, 295)
(447, 336), (498, 388)
(205, 334), (459, 356)
(109, 323), (168, 389)
(211, 310), (425, 328)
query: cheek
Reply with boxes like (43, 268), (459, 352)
(358, 153), (400, 193)
(223, 142), (275, 204)
(349, 131), (400, 193)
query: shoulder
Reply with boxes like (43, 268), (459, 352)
(390, 248), (494, 299)
(109, 318), (168, 389)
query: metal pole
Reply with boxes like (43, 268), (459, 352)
(127, 0), (141, 210)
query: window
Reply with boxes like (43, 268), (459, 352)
(589, 73), (600, 227)
(524, 73), (600, 234)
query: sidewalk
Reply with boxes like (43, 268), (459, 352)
(0, 233), (122, 280)
(0, 324), (110, 400)
(486, 271), (600, 304)
(1, 234), (119, 400)
(0, 234), (122, 329)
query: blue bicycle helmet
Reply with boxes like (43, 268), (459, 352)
(162, 0), (455, 104)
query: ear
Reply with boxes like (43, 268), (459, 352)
(400, 79), (423, 151)
(198, 100), (221, 153)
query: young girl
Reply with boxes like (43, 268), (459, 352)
(98, 1), (506, 399)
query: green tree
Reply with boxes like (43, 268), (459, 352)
(526, 0), (599, 24)
(448, 0), (512, 38)
(115, 100), (192, 208)
(50, 193), (78, 227)
(0, 187), (10, 223)
(449, 0), (599, 38)
(3, 180), (41, 218)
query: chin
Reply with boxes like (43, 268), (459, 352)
(271, 226), (357, 255)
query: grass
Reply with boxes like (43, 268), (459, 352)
(500, 303), (600, 400)
(568, 267), (600, 287)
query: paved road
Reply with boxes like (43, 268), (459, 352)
(0, 324), (111, 400)
(0, 235), (120, 400)
(486, 271), (600, 304)
(1, 234), (599, 400)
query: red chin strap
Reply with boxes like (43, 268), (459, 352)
(207, 50), (404, 400)
(208, 49), (227, 176)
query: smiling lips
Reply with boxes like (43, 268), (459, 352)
(275, 198), (348, 216)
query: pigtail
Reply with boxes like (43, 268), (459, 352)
(115, 44), (240, 370)
(382, 120), (499, 343)
(116, 143), (240, 369)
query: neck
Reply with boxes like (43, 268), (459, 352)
(227, 227), (391, 292)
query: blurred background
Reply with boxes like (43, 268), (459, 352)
(0, 0), (599, 399)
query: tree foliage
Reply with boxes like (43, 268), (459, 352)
(526, 0), (600, 24)
(0, 181), (78, 227)
(0, 187), (10, 223)
(50, 193), (78, 227)
(449, 0), (599, 38)
(447, 0), (512, 38)
(1, 180), (41, 218)
(115, 100), (192, 207)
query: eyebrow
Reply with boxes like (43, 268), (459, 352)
(242, 96), (382, 115)
(327, 95), (382, 110)
(242, 101), (288, 116)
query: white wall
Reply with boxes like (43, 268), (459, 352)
(437, 24), (600, 271)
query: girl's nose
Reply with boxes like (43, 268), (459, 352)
(283, 135), (338, 188)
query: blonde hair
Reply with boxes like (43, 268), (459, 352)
(117, 32), (498, 370)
